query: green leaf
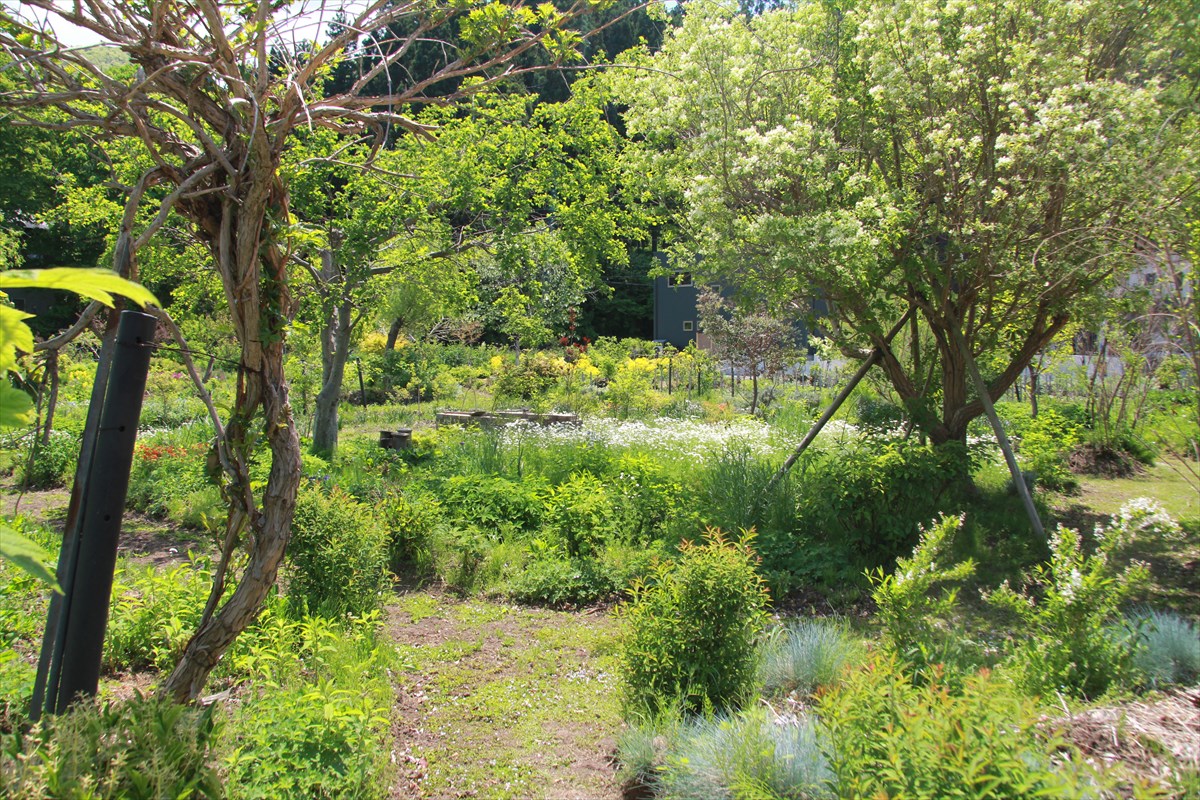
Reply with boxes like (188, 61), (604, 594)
(0, 302), (34, 372)
(0, 267), (158, 308)
(0, 522), (61, 592)
(0, 383), (34, 429)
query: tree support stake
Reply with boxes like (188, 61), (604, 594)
(766, 307), (913, 492)
(31, 310), (156, 718)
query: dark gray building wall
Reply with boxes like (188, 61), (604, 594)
(653, 274), (698, 349)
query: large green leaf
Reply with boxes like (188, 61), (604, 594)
(0, 382), (34, 429)
(0, 267), (158, 308)
(0, 522), (61, 592)
(0, 302), (33, 371)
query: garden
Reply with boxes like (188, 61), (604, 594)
(2, 328), (1199, 798)
(1, 0), (1199, 798)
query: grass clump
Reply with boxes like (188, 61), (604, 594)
(660, 708), (832, 800)
(758, 619), (862, 698)
(1129, 609), (1200, 689)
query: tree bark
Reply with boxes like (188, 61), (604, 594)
(386, 317), (403, 350)
(312, 295), (354, 458)
(162, 175), (302, 703)
(39, 349), (59, 446)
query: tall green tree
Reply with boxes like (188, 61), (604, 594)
(610, 0), (1199, 446)
(1, 0), (629, 702)
(288, 81), (636, 455)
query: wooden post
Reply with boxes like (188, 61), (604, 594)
(948, 321), (1046, 543)
(766, 308), (913, 492)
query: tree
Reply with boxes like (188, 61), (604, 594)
(695, 289), (797, 415)
(1, 0), (632, 702)
(288, 81), (636, 454)
(609, 0), (1199, 447)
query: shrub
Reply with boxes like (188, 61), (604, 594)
(987, 524), (1148, 698)
(222, 682), (390, 800)
(660, 708), (832, 800)
(219, 607), (395, 800)
(15, 429), (78, 490)
(491, 352), (565, 401)
(1014, 406), (1082, 490)
(126, 427), (213, 520)
(621, 529), (770, 715)
(430, 474), (546, 538)
(1128, 609), (1200, 689)
(610, 453), (687, 545)
(506, 557), (613, 606)
(378, 490), (442, 575)
(818, 655), (1104, 799)
(286, 486), (390, 617)
(104, 560), (212, 672)
(1, 694), (223, 800)
(545, 471), (620, 557)
(794, 437), (962, 568)
(869, 514), (978, 680)
(758, 619), (862, 698)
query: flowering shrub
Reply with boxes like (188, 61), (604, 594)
(987, 524), (1149, 698)
(869, 514), (977, 679)
(1106, 497), (1182, 543)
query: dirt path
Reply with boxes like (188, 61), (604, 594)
(386, 590), (624, 800)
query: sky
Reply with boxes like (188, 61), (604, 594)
(5, 2), (367, 50)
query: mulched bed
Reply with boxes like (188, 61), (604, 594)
(1056, 688), (1200, 791)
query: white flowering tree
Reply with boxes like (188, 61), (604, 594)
(609, 0), (1199, 447)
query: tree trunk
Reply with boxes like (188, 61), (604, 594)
(386, 317), (403, 350)
(312, 295), (354, 457)
(40, 349), (59, 446)
(750, 372), (759, 415)
(1030, 368), (1039, 418)
(162, 178), (302, 704)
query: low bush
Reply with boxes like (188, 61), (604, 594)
(621, 529), (770, 715)
(15, 429), (78, 490)
(818, 655), (1105, 799)
(223, 682), (390, 800)
(104, 559), (212, 673)
(126, 426), (214, 521)
(794, 437), (962, 569)
(286, 486), (390, 618)
(491, 353), (566, 401)
(378, 489), (442, 575)
(430, 474), (546, 539)
(869, 514), (978, 680)
(1, 694), (223, 800)
(506, 556), (613, 606)
(218, 605), (396, 799)
(1011, 405), (1083, 491)
(544, 471), (620, 557)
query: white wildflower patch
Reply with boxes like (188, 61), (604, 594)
(495, 417), (816, 460)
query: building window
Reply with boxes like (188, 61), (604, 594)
(683, 320), (694, 332)
(674, 272), (693, 287)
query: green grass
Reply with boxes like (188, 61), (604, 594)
(1071, 458), (1198, 521)
(389, 594), (622, 799)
